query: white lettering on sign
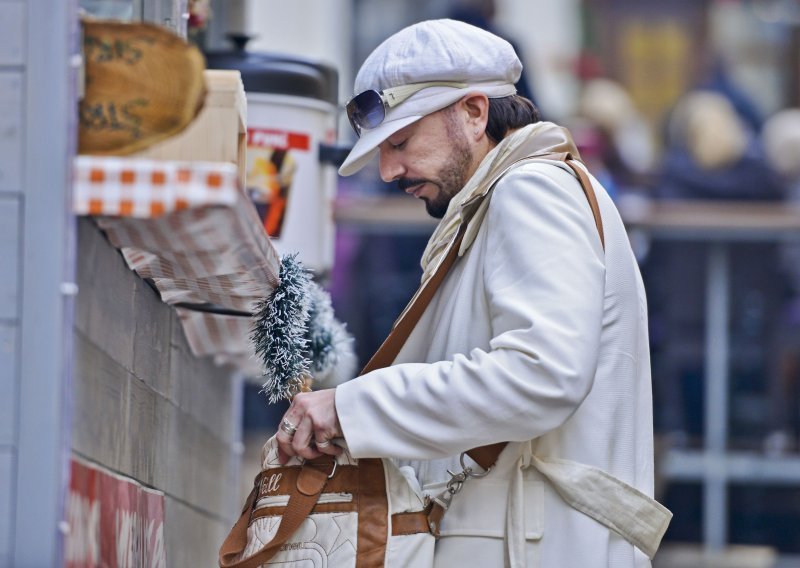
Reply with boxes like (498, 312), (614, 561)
(251, 130), (289, 149)
(116, 509), (167, 568)
(247, 128), (310, 151)
(116, 509), (141, 568)
(67, 459), (166, 568)
(147, 519), (167, 568)
(65, 491), (100, 564)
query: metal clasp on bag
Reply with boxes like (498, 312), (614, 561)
(301, 455), (338, 479)
(431, 452), (492, 512)
(325, 458), (338, 479)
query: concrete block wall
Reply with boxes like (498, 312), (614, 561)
(73, 217), (243, 565)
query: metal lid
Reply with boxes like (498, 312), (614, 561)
(204, 34), (338, 106)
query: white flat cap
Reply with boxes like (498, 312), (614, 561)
(339, 19), (521, 176)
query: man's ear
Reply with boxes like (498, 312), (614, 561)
(459, 93), (490, 134)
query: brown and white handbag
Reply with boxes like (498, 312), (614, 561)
(219, 437), (436, 567)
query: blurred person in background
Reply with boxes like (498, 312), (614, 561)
(573, 77), (657, 199)
(761, 108), (800, 454)
(657, 90), (781, 201)
(644, 89), (786, 451)
(697, 54), (764, 136)
(275, 19), (669, 567)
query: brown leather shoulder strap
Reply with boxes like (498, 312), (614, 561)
(563, 156), (605, 249)
(530, 151), (604, 249)
(466, 153), (605, 470)
(360, 222), (469, 375)
(465, 442), (510, 471)
(218, 477), (261, 568)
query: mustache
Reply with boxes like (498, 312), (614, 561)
(397, 178), (435, 191)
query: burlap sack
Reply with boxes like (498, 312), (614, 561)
(79, 20), (206, 155)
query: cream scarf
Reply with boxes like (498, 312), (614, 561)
(419, 121), (580, 286)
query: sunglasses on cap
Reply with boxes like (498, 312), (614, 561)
(345, 81), (467, 137)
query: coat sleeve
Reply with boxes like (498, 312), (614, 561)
(335, 164), (606, 459)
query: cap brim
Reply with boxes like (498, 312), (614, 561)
(338, 81), (518, 176)
(338, 115), (422, 176)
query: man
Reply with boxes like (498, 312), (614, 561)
(275, 19), (670, 566)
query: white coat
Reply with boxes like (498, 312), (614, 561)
(336, 160), (664, 567)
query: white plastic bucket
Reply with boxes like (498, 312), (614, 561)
(245, 92), (338, 275)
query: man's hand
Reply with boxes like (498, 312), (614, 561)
(276, 388), (343, 464)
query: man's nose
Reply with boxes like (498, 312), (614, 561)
(378, 150), (404, 183)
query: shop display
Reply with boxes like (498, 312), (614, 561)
(205, 43), (340, 274)
(135, 69), (247, 184)
(79, 20), (206, 155)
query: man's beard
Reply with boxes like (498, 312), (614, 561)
(397, 120), (473, 219)
(423, 140), (472, 218)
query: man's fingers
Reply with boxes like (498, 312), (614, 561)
(275, 429), (296, 464)
(277, 445), (290, 465)
(276, 405), (303, 462)
(316, 442), (343, 457)
(291, 416), (322, 460)
(275, 389), (343, 463)
(313, 433), (343, 456)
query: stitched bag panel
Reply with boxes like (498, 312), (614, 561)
(244, 512), (359, 566)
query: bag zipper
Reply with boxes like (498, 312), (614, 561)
(255, 492), (353, 510)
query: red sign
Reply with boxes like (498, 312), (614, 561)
(247, 128), (310, 151)
(65, 458), (166, 568)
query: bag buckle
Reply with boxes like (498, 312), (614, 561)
(301, 455), (338, 479)
(326, 458), (338, 479)
(431, 452), (492, 512)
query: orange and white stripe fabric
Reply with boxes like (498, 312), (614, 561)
(73, 156), (239, 217)
(73, 156), (280, 370)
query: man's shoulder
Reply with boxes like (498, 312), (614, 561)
(500, 158), (574, 183)
(489, 158), (581, 203)
(486, 158), (611, 246)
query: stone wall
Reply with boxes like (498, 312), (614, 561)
(73, 218), (243, 565)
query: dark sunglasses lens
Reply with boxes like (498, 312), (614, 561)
(347, 90), (385, 135)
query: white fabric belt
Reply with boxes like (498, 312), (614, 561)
(506, 450), (673, 567)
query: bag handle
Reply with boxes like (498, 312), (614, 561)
(360, 221), (469, 375)
(219, 458), (333, 568)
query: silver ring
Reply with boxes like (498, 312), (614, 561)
(280, 418), (298, 436)
(316, 439), (332, 448)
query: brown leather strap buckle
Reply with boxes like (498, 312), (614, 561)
(424, 499), (446, 538)
(304, 455), (338, 479)
(296, 456), (337, 496)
